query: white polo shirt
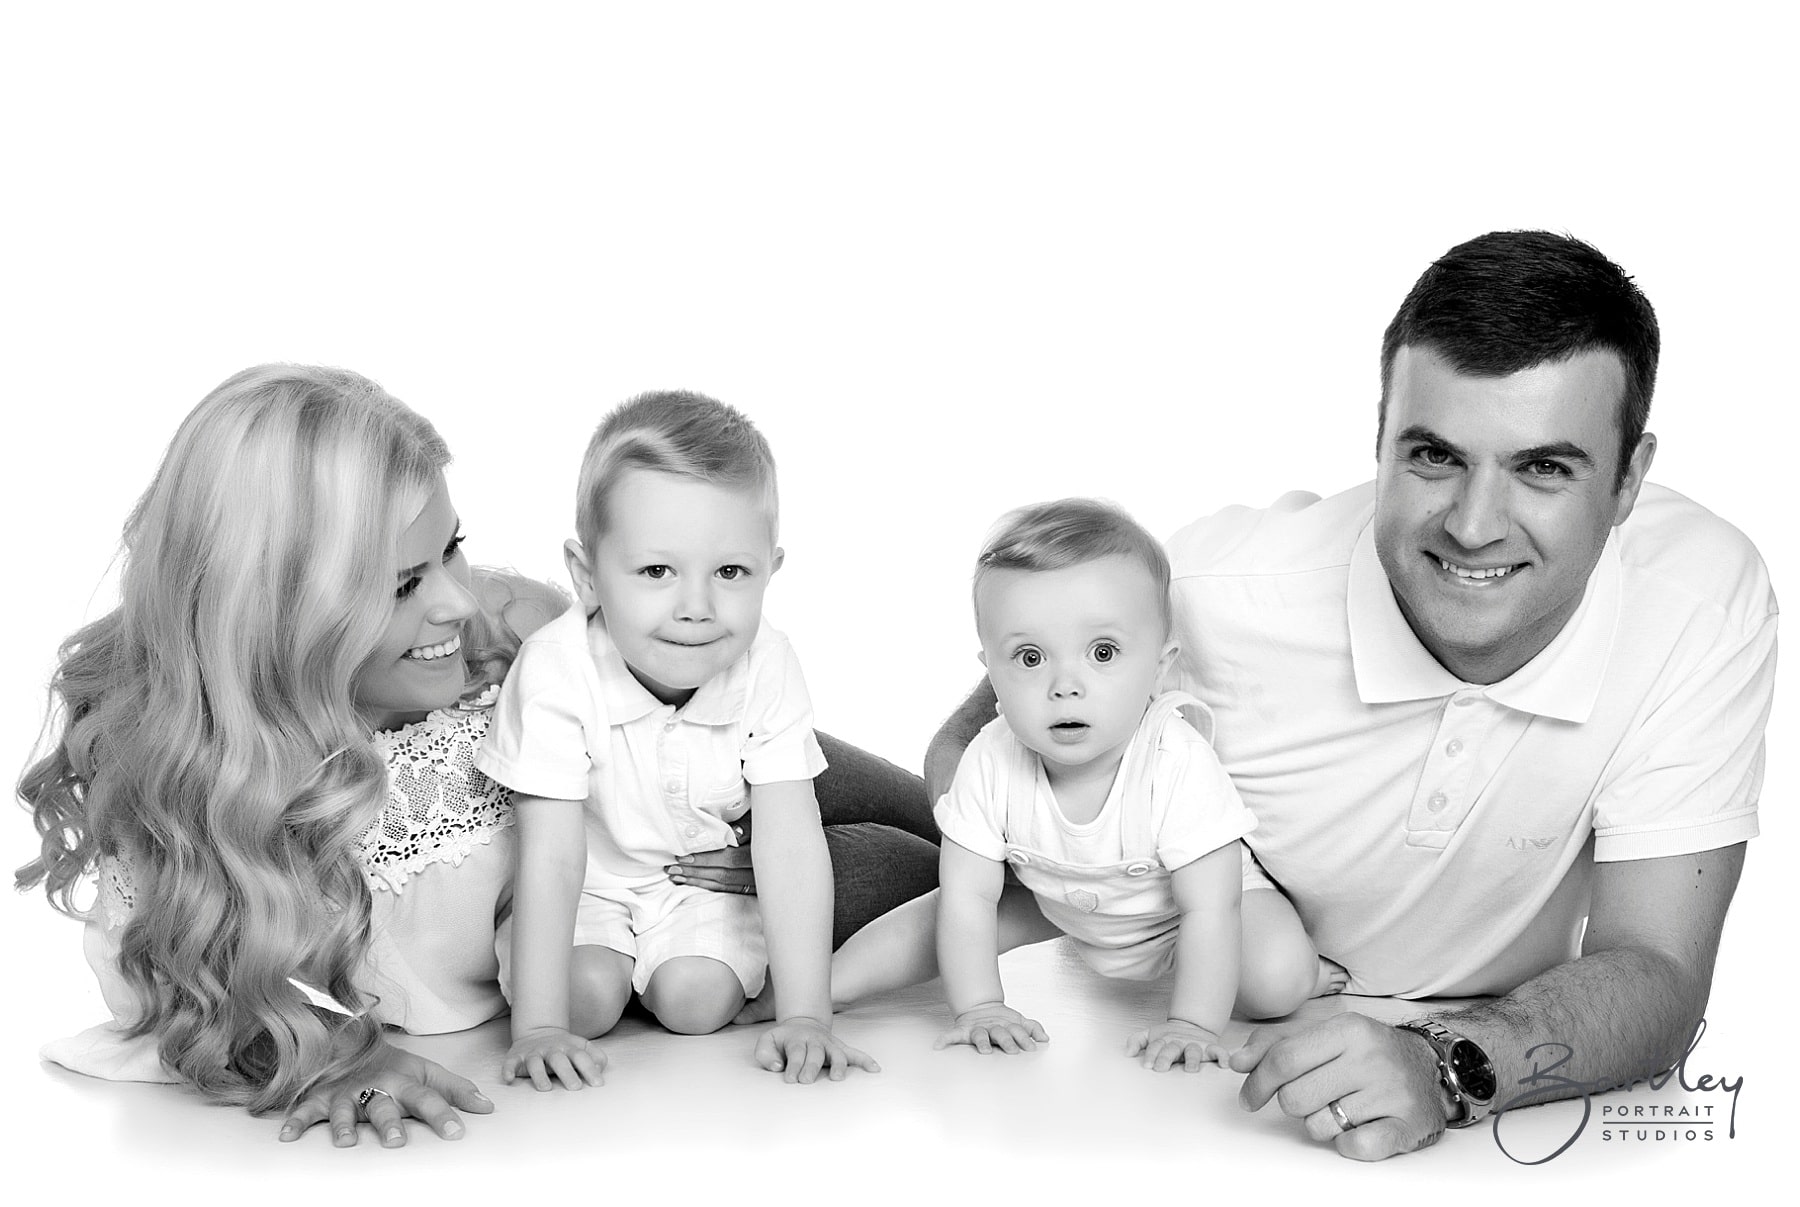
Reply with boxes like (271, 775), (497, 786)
(477, 605), (827, 886)
(1166, 482), (1774, 998)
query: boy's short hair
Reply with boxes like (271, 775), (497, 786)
(974, 498), (1173, 632)
(575, 390), (779, 549)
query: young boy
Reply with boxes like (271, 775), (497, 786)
(477, 391), (875, 1089)
(786, 499), (1339, 1069)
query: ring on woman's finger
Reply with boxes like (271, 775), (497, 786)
(356, 1086), (396, 1111)
(1328, 1099), (1356, 1133)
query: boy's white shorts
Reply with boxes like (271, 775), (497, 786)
(498, 878), (767, 1000)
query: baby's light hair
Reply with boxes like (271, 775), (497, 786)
(974, 498), (1173, 633)
(575, 390), (778, 552)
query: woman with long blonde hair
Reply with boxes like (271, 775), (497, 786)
(19, 364), (940, 1145)
(19, 365), (554, 1142)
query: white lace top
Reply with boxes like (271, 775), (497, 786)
(46, 693), (518, 1083)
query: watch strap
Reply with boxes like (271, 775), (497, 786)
(1396, 1020), (1494, 1129)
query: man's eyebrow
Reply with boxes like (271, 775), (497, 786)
(1514, 441), (1595, 467)
(1393, 424), (1465, 459)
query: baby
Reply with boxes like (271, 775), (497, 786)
(477, 391), (874, 1089)
(792, 498), (1339, 1068)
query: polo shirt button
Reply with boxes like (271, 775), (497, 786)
(665, 782), (681, 793)
(1125, 862), (1152, 876)
(1446, 738), (1463, 756)
(664, 721), (676, 732)
(1428, 792), (1448, 812)
(684, 825), (699, 838)
(1453, 695), (1477, 707)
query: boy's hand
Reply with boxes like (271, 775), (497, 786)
(1126, 1018), (1231, 1072)
(753, 1016), (881, 1083)
(935, 1002), (1050, 1054)
(501, 1027), (607, 1091)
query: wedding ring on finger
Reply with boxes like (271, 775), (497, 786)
(1328, 1098), (1356, 1133)
(356, 1087), (396, 1112)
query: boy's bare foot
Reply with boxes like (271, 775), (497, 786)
(1312, 957), (1349, 997)
(732, 989), (776, 1025)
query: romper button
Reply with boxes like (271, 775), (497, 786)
(685, 825), (699, 838)
(1428, 792), (1448, 813)
(1446, 739), (1463, 756)
(1007, 851), (1030, 865)
(664, 721), (676, 732)
(1125, 862), (1152, 876)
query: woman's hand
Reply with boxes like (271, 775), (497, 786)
(666, 819), (757, 895)
(279, 1043), (493, 1148)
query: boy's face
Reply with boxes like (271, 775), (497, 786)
(976, 556), (1176, 784)
(566, 469), (782, 707)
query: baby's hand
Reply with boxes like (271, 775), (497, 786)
(753, 1016), (881, 1084)
(1126, 1018), (1230, 1072)
(501, 1027), (607, 1092)
(935, 1003), (1050, 1055)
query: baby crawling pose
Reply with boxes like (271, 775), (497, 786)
(769, 498), (1343, 1069)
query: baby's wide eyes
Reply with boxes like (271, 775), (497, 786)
(1013, 647), (1044, 669)
(717, 565), (745, 581)
(1090, 641), (1120, 664)
(640, 565), (671, 580)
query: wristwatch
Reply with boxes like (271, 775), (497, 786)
(1395, 1020), (1497, 1128)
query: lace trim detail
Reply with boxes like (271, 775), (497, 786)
(361, 686), (514, 893)
(97, 852), (136, 930)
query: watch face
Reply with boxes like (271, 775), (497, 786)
(1448, 1039), (1497, 1101)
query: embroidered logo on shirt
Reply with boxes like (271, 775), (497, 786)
(1066, 889), (1100, 913)
(1506, 836), (1557, 851)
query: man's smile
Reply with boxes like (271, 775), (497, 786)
(1430, 554), (1526, 583)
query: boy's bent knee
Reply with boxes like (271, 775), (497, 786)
(569, 945), (634, 1037)
(644, 957), (746, 1034)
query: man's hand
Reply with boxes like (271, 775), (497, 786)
(1230, 1013), (1450, 1160)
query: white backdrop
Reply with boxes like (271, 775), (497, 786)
(3, 1), (1792, 1199)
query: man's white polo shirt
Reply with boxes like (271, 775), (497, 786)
(1166, 482), (1774, 998)
(477, 605), (827, 887)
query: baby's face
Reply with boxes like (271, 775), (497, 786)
(570, 469), (781, 707)
(976, 556), (1175, 783)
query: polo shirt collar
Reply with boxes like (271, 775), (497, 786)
(584, 618), (750, 726)
(1346, 522), (1619, 723)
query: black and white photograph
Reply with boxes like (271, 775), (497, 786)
(3, 3), (1790, 1201)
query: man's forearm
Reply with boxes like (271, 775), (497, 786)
(1433, 946), (1703, 1114)
(1431, 844), (1743, 1115)
(924, 678), (996, 803)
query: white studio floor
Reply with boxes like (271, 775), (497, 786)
(16, 936), (1758, 1204)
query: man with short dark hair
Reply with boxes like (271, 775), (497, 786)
(926, 231), (1774, 1160)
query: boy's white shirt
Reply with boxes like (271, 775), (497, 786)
(476, 603), (827, 886)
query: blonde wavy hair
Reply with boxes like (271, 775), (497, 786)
(16, 364), (527, 1114)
